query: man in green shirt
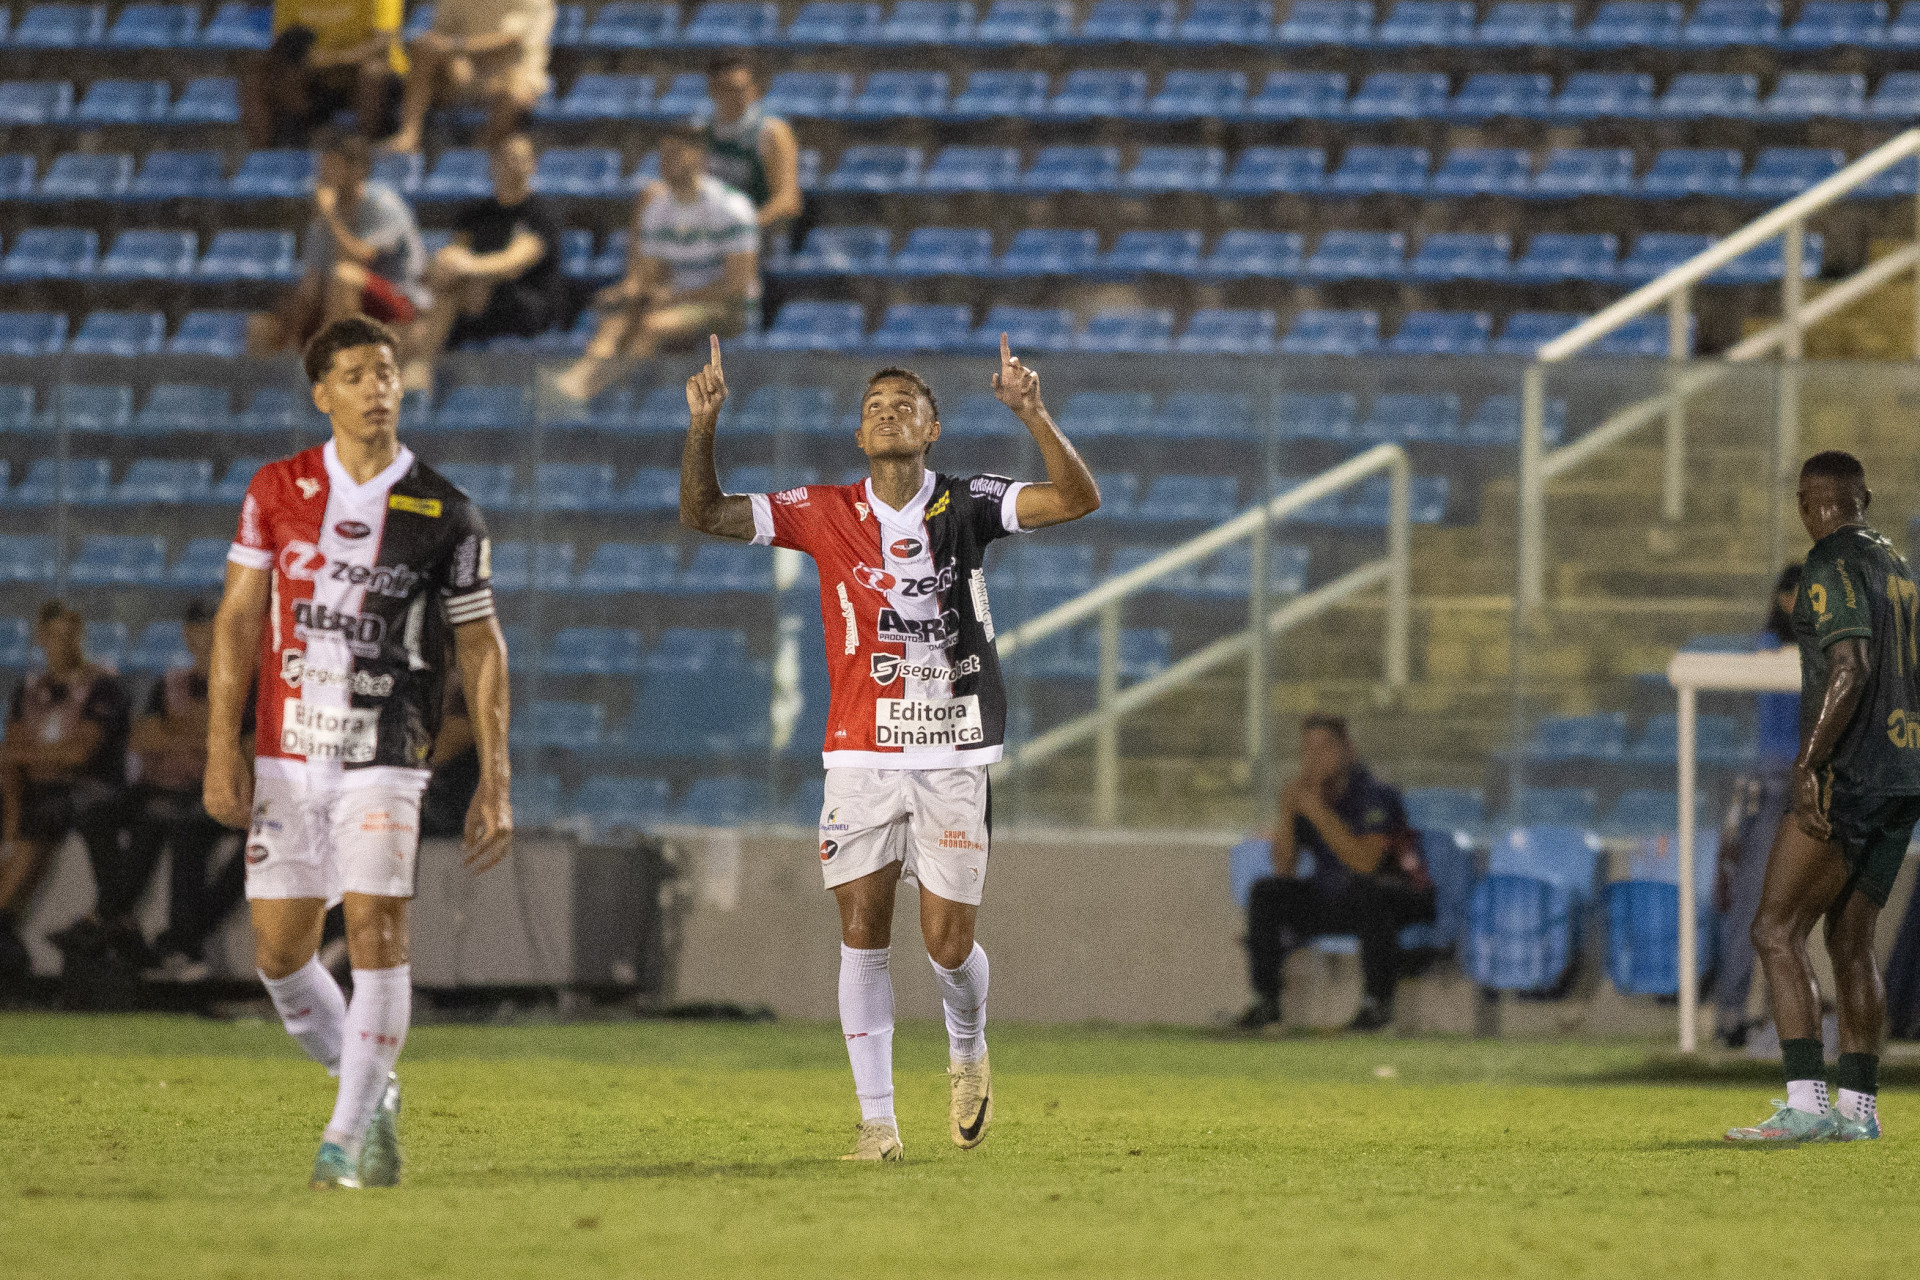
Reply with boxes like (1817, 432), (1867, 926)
(1727, 451), (1920, 1144)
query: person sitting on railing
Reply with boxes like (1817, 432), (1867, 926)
(1237, 713), (1434, 1034)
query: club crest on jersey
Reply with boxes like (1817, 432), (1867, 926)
(295, 477), (322, 500)
(889, 537), (923, 559)
(855, 502), (871, 521)
(334, 520), (372, 540)
(278, 541), (327, 581)
(853, 564), (896, 593)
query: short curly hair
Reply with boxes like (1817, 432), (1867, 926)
(303, 316), (398, 385)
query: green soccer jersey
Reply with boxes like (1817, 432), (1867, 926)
(1792, 523), (1920, 796)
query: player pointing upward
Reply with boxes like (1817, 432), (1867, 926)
(682, 334), (1099, 1161)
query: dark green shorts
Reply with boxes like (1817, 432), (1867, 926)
(1826, 792), (1920, 907)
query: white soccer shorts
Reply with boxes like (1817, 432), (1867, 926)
(817, 765), (991, 905)
(242, 773), (425, 903)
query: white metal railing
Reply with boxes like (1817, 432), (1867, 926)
(992, 443), (1411, 823)
(1518, 127), (1920, 607)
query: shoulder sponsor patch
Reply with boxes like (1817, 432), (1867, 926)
(773, 487), (810, 507)
(389, 494), (442, 517)
(969, 475), (1012, 499)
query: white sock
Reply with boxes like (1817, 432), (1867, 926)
(1838, 1088), (1877, 1124)
(260, 956), (347, 1077)
(838, 944), (895, 1126)
(324, 965), (411, 1157)
(930, 943), (990, 1064)
(1787, 1078), (1830, 1115)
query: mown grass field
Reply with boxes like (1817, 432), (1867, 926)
(2, 1013), (1915, 1279)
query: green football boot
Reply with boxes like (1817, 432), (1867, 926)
(310, 1141), (361, 1189)
(1724, 1101), (1838, 1143)
(358, 1073), (403, 1187)
(1832, 1109), (1882, 1142)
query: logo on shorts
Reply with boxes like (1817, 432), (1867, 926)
(853, 564), (896, 593)
(334, 520), (372, 540)
(822, 807), (850, 834)
(245, 843), (269, 865)
(359, 809), (415, 835)
(937, 829), (985, 851)
(820, 840), (839, 862)
(889, 537), (923, 560)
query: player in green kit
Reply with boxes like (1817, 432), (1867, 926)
(1727, 451), (1920, 1143)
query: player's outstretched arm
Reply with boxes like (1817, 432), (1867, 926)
(454, 616), (514, 873)
(203, 562), (268, 830)
(679, 334), (757, 542)
(991, 334), (1100, 529)
(1790, 636), (1870, 841)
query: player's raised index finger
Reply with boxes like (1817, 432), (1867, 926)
(710, 333), (722, 369)
(1000, 331), (1011, 365)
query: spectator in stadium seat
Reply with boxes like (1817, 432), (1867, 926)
(249, 132), (429, 358)
(1, 603), (132, 974)
(553, 125), (759, 402)
(703, 53), (804, 240)
(242, 0), (405, 147)
(1237, 713), (1435, 1034)
(386, 0), (556, 152)
(402, 132), (569, 391)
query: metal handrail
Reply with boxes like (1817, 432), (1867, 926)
(993, 443), (1411, 823)
(1517, 128), (1920, 607)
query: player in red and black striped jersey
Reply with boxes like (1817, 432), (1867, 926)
(203, 317), (513, 1189)
(682, 334), (1100, 1161)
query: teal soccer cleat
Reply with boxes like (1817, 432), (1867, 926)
(1833, 1110), (1882, 1142)
(310, 1141), (361, 1189)
(1724, 1101), (1838, 1143)
(358, 1073), (403, 1187)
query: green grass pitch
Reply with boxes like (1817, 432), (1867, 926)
(3, 1013), (1917, 1279)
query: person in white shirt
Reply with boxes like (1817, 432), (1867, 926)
(553, 126), (759, 403)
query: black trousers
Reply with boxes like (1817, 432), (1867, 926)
(1246, 875), (1434, 1004)
(100, 784), (241, 958)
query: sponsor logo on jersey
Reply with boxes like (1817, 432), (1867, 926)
(295, 476), (322, 500)
(453, 535), (480, 589)
(855, 501), (871, 521)
(278, 541), (327, 581)
(889, 537), (923, 560)
(970, 475), (1010, 499)
(969, 568), (996, 642)
(893, 563), (956, 599)
(876, 607), (960, 645)
(334, 520), (372, 540)
(819, 839), (839, 862)
(329, 560), (419, 598)
(279, 699), (379, 763)
(388, 494), (442, 517)
(774, 487), (810, 507)
(853, 564), (896, 593)
(280, 650), (395, 697)
(926, 491), (950, 518)
(245, 842), (269, 865)
(1889, 708), (1920, 749)
(937, 829), (985, 851)
(292, 601), (386, 657)
(836, 582), (858, 655)
(874, 696), (985, 748)
(870, 651), (981, 686)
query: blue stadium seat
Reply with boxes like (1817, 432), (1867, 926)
(1619, 232), (1717, 283)
(1346, 72), (1449, 122)
(1019, 626), (1169, 680)
(1176, 309), (1277, 355)
(1744, 148), (1846, 199)
(421, 148), (491, 200)
(10, 456), (108, 505)
(1405, 787), (1486, 831)
(0, 312), (67, 356)
(545, 626), (645, 676)
(0, 536), (55, 583)
(0, 81), (73, 126)
(996, 545), (1095, 618)
(729, 386), (837, 436)
(129, 149), (225, 200)
(1075, 308), (1175, 352)
(1242, 72), (1347, 121)
(165, 310), (248, 358)
(1431, 147), (1531, 196)
(1604, 789), (1711, 837)
(489, 542), (574, 592)
(1021, 145), (1119, 192)
(167, 538), (230, 587)
(36, 152), (132, 199)
(126, 620), (190, 674)
(74, 78), (168, 124)
(1551, 72), (1654, 121)
(1595, 313), (1693, 356)
(891, 226), (993, 276)
(945, 69), (1048, 119)
(0, 155), (33, 201)
(108, 1), (197, 44)
(1124, 146), (1223, 193)
(1866, 71), (1920, 120)
(863, 302), (971, 351)
(531, 463), (617, 513)
(1058, 391), (1155, 437)
(582, 2), (679, 46)
(1449, 73), (1551, 121)
(641, 629), (751, 676)
(1531, 147), (1636, 197)
(436, 463), (516, 508)
(1280, 309), (1380, 355)
(168, 75), (240, 124)
(132, 383), (229, 433)
(199, 1), (270, 48)
(1856, 155), (1920, 198)
(13, 4), (106, 47)
(1580, 0), (1683, 45)
(573, 542), (679, 592)
(1467, 875), (1578, 992)
(824, 144), (922, 192)
(516, 700), (604, 751)
(608, 466), (680, 511)
(228, 148), (315, 198)
(541, 72), (654, 121)
(1200, 230), (1303, 279)
(1656, 72), (1759, 120)
(1524, 712), (1627, 762)
(1603, 879), (1714, 996)
(1072, 0), (1178, 40)
(99, 229), (194, 280)
(1514, 233), (1618, 282)
(1462, 394), (1566, 444)
(1478, 0), (1574, 42)
(994, 228), (1098, 277)
(1275, 0), (1374, 43)
(849, 69), (950, 118)
(111, 458), (213, 505)
(1131, 475), (1239, 521)
(1628, 712), (1752, 766)
(1099, 229), (1203, 275)
(1503, 789), (1600, 828)
(1223, 146), (1325, 195)
(1386, 313), (1491, 357)
(876, 0), (977, 42)
(571, 776), (672, 835)
(677, 544), (775, 593)
(1681, 0), (1782, 45)
(648, 73), (712, 119)
(1151, 391), (1257, 438)
(1164, 541), (1309, 597)
(0, 386), (30, 430)
(1325, 145), (1429, 195)
(1174, 0), (1272, 41)
(1148, 70), (1246, 119)
(211, 457), (266, 504)
(71, 311), (164, 357)
(1273, 391), (1357, 441)
(1785, 0), (1886, 45)
(781, 1), (884, 43)
(1359, 391), (1462, 440)
(1105, 544), (1202, 595)
(758, 70), (852, 118)
(783, 226), (890, 277)
(1711, 234), (1823, 284)
(922, 145), (1021, 191)
(968, 305), (1074, 352)
(2, 228), (97, 280)
(975, 0), (1072, 42)
(1374, 0), (1475, 42)
(199, 230), (300, 281)
(761, 301), (866, 350)
(39, 385), (130, 433)
(1407, 232), (1510, 281)
(1304, 230), (1405, 280)
(1637, 148), (1745, 198)
(679, 1), (780, 44)
(532, 148), (620, 197)
(1764, 72), (1866, 119)
(1492, 824), (1603, 899)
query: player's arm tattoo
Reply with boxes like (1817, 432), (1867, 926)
(679, 335), (756, 542)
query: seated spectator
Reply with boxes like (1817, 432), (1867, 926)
(0, 603), (131, 974)
(1237, 714), (1435, 1034)
(242, 0), (405, 147)
(127, 602), (244, 983)
(249, 132), (429, 358)
(402, 132), (569, 391)
(553, 125), (759, 402)
(703, 54), (804, 240)
(387, 0), (556, 152)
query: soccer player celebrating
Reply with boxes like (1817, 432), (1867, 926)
(681, 334), (1099, 1161)
(1727, 450), (1918, 1143)
(204, 317), (513, 1187)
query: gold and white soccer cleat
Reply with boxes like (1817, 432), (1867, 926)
(841, 1119), (905, 1162)
(948, 1053), (992, 1149)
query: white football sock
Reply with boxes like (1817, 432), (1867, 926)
(260, 956), (347, 1077)
(1786, 1078), (1830, 1115)
(838, 944), (895, 1126)
(324, 965), (412, 1157)
(930, 943), (990, 1064)
(1838, 1088), (1877, 1124)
